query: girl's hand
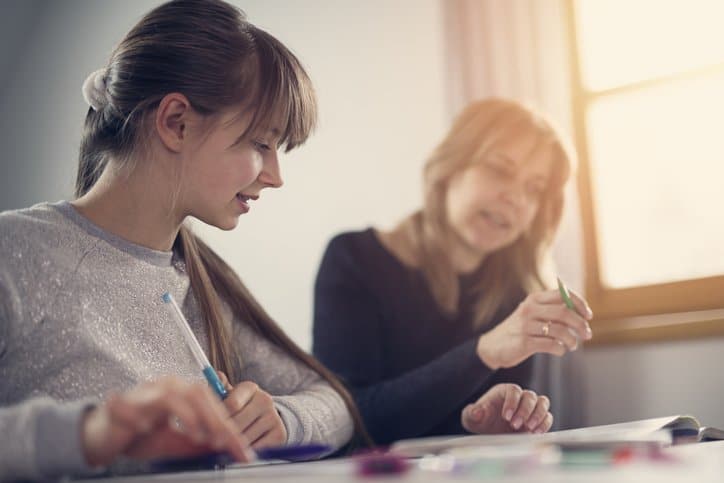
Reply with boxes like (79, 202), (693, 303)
(461, 383), (553, 434)
(218, 372), (287, 449)
(81, 376), (253, 468)
(476, 289), (593, 369)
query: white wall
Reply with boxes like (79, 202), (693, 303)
(583, 337), (724, 429)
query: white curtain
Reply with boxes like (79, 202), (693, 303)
(441, 0), (587, 429)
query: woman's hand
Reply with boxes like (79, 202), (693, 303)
(461, 383), (553, 434)
(81, 376), (253, 468)
(218, 372), (287, 449)
(476, 289), (593, 369)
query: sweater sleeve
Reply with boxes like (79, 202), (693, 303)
(0, 271), (99, 482)
(0, 398), (100, 482)
(312, 235), (497, 444)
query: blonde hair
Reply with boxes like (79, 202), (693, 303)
(397, 98), (573, 328)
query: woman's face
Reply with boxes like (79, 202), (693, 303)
(181, 110), (284, 230)
(444, 130), (552, 257)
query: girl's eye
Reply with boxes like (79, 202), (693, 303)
(253, 140), (271, 151)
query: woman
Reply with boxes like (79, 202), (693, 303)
(313, 98), (592, 444)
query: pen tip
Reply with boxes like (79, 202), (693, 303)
(161, 292), (171, 303)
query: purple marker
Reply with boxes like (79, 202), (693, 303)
(256, 443), (331, 461)
(151, 444), (332, 471)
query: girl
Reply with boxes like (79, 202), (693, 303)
(0, 0), (367, 480)
(313, 99), (592, 444)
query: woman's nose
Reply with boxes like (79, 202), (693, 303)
(500, 180), (525, 207)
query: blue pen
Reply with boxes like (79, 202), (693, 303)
(161, 291), (228, 399)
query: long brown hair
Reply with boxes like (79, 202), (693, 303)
(75, 0), (371, 446)
(394, 98), (573, 328)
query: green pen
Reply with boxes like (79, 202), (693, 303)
(557, 276), (582, 317)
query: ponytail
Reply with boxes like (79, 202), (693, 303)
(177, 227), (240, 379)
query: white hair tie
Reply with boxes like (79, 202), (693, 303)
(81, 68), (109, 111)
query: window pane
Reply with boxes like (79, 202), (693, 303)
(587, 72), (724, 288)
(576, 0), (724, 91)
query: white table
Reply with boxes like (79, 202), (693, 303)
(77, 440), (724, 483)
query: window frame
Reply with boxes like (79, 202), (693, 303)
(563, 0), (724, 343)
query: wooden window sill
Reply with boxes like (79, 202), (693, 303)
(585, 308), (724, 346)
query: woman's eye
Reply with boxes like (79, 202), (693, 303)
(485, 161), (510, 177)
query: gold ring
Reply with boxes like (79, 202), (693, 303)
(171, 416), (184, 431)
(542, 321), (551, 337)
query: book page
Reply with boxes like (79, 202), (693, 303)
(391, 416), (681, 456)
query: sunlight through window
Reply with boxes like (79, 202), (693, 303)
(576, 0), (724, 91)
(574, 0), (724, 290)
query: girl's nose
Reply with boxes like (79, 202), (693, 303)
(259, 153), (283, 188)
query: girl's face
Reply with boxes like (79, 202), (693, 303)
(444, 130), (552, 257)
(181, 110), (283, 230)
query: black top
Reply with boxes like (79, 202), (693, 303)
(312, 229), (533, 445)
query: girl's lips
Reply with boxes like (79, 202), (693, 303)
(236, 193), (250, 212)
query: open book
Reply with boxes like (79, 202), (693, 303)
(664, 415), (724, 443)
(390, 416), (724, 457)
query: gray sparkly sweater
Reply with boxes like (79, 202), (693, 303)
(0, 202), (353, 481)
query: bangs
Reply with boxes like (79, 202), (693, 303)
(242, 26), (317, 152)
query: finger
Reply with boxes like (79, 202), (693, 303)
(216, 370), (234, 391)
(112, 383), (214, 449)
(461, 403), (483, 428)
(461, 403), (492, 434)
(510, 390), (537, 431)
(235, 407), (263, 435)
(224, 381), (259, 417)
(244, 413), (276, 446)
(533, 412), (554, 434)
(185, 384), (250, 461)
(525, 337), (568, 357)
(252, 430), (286, 451)
(533, 321), (579, 350)
(107, 390), (172, 435)
(535, 304), (591, 341)
(524, 395), (550, 432)
(531, 289), (567, 305)
(132, 382), (213, 445)
(567, 289), (594, 319)
(157, 396), (205, 443)
(232, 391), (276, 433)
(467, 404), (485, 423)
(501, 384), (523, 424)
(106, 393), (150, 433)
(131, 381), (207, 443)
(532, 289), (593, 323)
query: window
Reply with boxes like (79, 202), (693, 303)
(565, 0), (724, 337)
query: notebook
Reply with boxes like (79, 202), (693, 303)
(390, 415), (723, 456)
